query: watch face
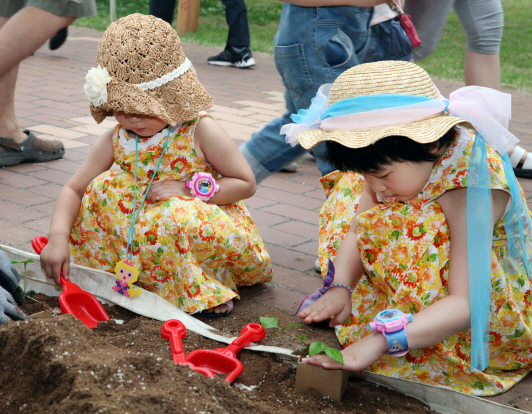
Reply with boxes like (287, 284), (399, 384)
(376, 309), (401, 323)
(196, 177), (213, 195)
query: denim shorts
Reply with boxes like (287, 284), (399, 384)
(0, 0), (96, 17)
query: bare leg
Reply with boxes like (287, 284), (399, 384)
(0, 7), (76, 143)
(464, 50), (500, 90)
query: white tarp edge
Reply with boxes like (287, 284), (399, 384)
(356, 371), (528, 414)
(3, 244), (526, 414)
(0, 244), (295, 359)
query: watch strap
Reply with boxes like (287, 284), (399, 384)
(384, 328), (409, 357)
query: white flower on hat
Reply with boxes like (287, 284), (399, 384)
(84, 65), (112, 107)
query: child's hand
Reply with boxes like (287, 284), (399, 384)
(302, 331), (388, 372)
(297, 287), (352, 327)
(146, 180), (188, 203)
(40, 236), (70, 286)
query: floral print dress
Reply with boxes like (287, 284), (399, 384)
(70, 113), (272, 313)
(318, 126), (532, 396)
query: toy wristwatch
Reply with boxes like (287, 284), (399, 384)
(186, 172), (220, 201)
(369, 309), (412, 356)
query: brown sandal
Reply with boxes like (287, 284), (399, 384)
(0, 130), (65, 167)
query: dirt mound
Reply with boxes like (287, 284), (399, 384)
(0, 295), (434, 414)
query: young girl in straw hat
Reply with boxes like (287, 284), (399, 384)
(40, 14), (271, 317)
(285, 60), (532, 395)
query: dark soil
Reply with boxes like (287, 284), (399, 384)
(0, 294), (435, 414)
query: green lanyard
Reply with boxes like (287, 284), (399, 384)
(125, 128), (172, 258)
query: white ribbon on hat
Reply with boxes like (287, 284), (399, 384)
(282, 85), (518, 155)
(84, 58), (194, 107)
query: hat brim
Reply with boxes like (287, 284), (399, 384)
(90, 69), (213, 126)
(296, 115), (471, 149)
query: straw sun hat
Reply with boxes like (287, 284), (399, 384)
(84, 14), (213, 126)
(294, 61), (470, 149)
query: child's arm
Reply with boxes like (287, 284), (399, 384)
(147, 116), (257, 205)
(298, 183), (379, 326)
(40, 130), (115, 285)
(304, 188), (510, 372)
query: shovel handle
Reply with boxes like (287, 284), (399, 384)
(225, 323), (266, 355)
(161, 320), (188, 363)
(32, 236), (68, 287)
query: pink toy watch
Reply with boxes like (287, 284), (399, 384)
(369, 309), (412, 357)
(185, 172), (220, 202)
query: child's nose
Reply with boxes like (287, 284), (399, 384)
(127, 115), (142, 123)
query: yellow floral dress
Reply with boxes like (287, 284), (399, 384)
(318, 126), (532, 396)
(70, 113), (272, 312)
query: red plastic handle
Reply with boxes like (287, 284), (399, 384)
(224, 323), (266, 356)
(161, 320), (188, 363)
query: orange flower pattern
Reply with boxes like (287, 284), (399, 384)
(70, 113), (272, 313)
(318, 126), (532, 396)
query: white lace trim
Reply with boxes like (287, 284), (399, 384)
(135, 58), (193, 91)
(118, 124), (178, 152)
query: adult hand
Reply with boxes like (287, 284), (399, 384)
(40, 236), (70, 286)
(146, 180), (189, 203)
(297, 287), (352, 327)
(0, 250), (28, 324)
(301, 331), (388, 372)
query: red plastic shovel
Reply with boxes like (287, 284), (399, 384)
(161, 319), (215, 378)
(186, 322), (266, 384)
(31, 236), (110, 329)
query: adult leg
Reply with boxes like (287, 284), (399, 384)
(221, 0), (250, 48)
(404, 0), (453, 62)
(240, 4), (373, 181)
(454, 0), (503, 90)
(149, 0), (177, 25)
(0, 7), (74, 165)
(0, 7), (75, 140)
(208, 0), (254, 68)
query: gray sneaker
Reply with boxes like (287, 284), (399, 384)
(314, 258), (321, 273)
(208, 46), (256, 68)
(280, 161), (298, 173)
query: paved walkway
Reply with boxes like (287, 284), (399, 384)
(2, 26), (532, 410)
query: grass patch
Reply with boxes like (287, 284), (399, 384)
(74, 0), (531, 90)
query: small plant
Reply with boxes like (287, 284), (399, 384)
(259, 316), (343, 365)
(11, 257), (36, 301)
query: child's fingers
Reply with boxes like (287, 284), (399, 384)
(62, 260), (70, 279)
(329, 306), (352, 327)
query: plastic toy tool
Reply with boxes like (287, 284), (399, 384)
(31, 236), (110, 329)
(161, 319), (266, 383)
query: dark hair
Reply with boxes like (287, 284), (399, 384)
(324, 128), (456, 173)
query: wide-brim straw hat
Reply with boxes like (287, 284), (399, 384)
(295, 61), (470, 149)
(88, 14), (213, 126)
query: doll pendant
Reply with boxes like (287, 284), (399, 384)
(113, 259), (142, 298)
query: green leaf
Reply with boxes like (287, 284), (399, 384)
(15, 286), (22, 294)
(325, 347), (344, 365)
(10, 258), (35, 264)
(27, 290), (36, 298)
(309, 342), (326, 357)
(259, 316), (278, 329)
(299, 334), (307, 344)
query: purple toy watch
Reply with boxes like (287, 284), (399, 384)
(185, 172), (220, 202)
(369, 309), (412, 357)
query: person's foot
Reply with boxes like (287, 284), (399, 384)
(510, 145), (532, 179)
(202, 300), (234, 318)
(280, 161), (298, 173)
(0, 131), (65, 167)
(207, 46), (255, 68)
(314, 258), (321, 274)
(49, 27), (69, 51)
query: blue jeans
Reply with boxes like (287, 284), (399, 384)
(240, 5), (413, 182)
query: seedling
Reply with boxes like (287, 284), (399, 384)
(259, 316), (343, 365)
(10, 257), (35, 301)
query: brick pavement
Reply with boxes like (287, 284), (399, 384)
(1, 26), (532, 410)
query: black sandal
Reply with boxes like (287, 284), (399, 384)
(0, 131), (65, 167)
